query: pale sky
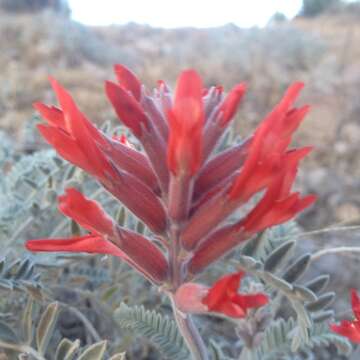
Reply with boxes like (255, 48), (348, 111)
(69, 0), (303, 28)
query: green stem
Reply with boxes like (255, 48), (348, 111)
(311, 246), (360, 262)
(170, 297), (209, 360)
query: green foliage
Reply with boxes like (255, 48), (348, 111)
(232, 222), (345, 357)
(252, 317), (351, 359)
(115, 303), (189, 360)
(0, 300), (126, 360)
(0, 257), (43, 299)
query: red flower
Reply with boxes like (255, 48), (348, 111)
(29, 65), (315, 291)
(167, 70), (204, 175)
(58, 188), (114, 236)
(181, 83), (314, 251)
(26, 188), (168, 284)
(34, 79), (115, 182)
(175, 272), (268, 318)
(331, 289), (360, 343)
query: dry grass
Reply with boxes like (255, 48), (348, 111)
(0, 9), (360, 225)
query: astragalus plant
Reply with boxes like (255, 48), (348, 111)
(24, 65), (353, 359)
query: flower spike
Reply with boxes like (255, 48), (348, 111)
(28, 67), (315, 320)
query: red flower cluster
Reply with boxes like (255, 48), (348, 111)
(331, 289), (360, 343)
(175, 272), (268, 318)
(26, 65), (315, 317)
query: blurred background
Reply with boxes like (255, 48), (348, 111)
(1, 1), (360, 357)
(1, 0), (360, 229)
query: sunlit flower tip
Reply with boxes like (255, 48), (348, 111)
(105, 80), (149, 138)
(202, 272), (268, 318)
(219, 83), (246, 127)
(33, 102), (65, 128)
(167, 69), (204, 175)
(114, 64), (142, 101)
(331, 289), (360, 343)
(25, 234), (126, 259)
(58, 188), (114, 236)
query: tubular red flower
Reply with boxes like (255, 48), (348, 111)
(26, 188), (168, 284)
(26, 234), (125, 258)
(34, 79), (117, 182)
(228, 83), (308, 202)
(331, 289), (360, 343)
(175, 272), (268, 318)
(167, 70), (204, 175)
(240, 147), (316, 234)
(113, 227), (169, 284)
(101, 138), (160, 191)
(202, 272), (268, 318)
(194, 138), (251, 201)
(105, 80), (149, 137)
(58, 188), (114, 236)
(218, 83), (247, 127)
(114, 64), (142, 101)
(181, 84), (311, 251)
(104, 166), (167, 234)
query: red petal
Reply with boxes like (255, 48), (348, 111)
(194, 138), (250, 199)
(113, 227), (168, 283)
(48, 78), (114, 178)
(201, 272), (267, 318)
(37, 124), (92, 173)
(58, 188), (114, 236)
(189, 225), (249, 274)
(167, 69), (204, 175)
(228, 83), (306, 201)
(33, 102), (65, 129)
(105, 80), (149, 137)
(202, 272), (243, 310)
(114, 64), (142, 101)
(218, 83), (246, 127)
(331, 321), (360, 343)
(105, 167), (167, 234)
(26, 234), (126, 258)
(232, 293), (269, 310)
(102, 138), (159, 191)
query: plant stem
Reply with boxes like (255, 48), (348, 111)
(311, 246), (360, 262)
(170, 297), (209, 360)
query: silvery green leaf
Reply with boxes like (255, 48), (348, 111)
(312, 310), (334, 323)
(77, 340), (107, 360)
(304, 275), (330, 294)
(36, 302), (59, 354)
(21, 298), (34, 344)
(55, 338), (80, 360)
(282, 254), (311, 283)
(264, 241), (295, 272)
(306, 292), (335, 312)
(293, 285), (317, 302)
